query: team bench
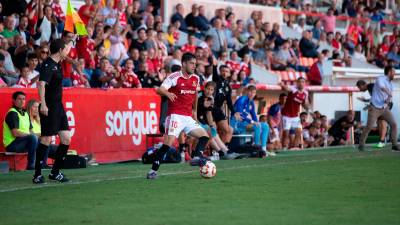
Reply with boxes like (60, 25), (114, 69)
(0, 152), (28, 171)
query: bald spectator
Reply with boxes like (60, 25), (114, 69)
(300, 30), (318, 58)
(207, 18), (227, 57)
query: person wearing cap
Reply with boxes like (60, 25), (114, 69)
(33, 39), (73, 184)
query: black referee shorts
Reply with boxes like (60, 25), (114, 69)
(212, 108), (227, 123)
(40, 103), (69, 136)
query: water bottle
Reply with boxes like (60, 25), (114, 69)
(324, 132), (328, 148)
(180, 151), (185, 163)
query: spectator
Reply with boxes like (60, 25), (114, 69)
(207, 18), (227, 56)
(108, 22), (130, 62)
(170, 3), (187, 32)
(321, 8), (336, 33)
(197, 5), (210, 32)
(36, 3), (59, 45)
(303, 125), (323, 148)
(294, 17), (307, 34)
(78, 0), (96, 26)
(353, 44), (367, 62)
(181, 33), (197, 54)
(311, 19), (323, 40)
(185, 4), (201, 34)
(300, 30), (318, 58)
(230, 85), (269, 152)
(137, 62), (162, 88)
(101, 0), (118, 26)
(328, 110), (356, 146)
(267, 93), (287, 152)
(3, 91), (38, 170)
(27, 53), (40, 83)
(129, 27), (147, 52)
(14, 64), (36, 88)
(71, 58), (90, 88)
(386, 45), (399, 69)
(117, 58), (141, 88)
(1, 15), (18, 39)
(238, 36), (256, 59)
(91, 57), (119, 88)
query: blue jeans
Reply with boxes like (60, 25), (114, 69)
(6, 134), (38, 169)
(230, 119), (269, 148)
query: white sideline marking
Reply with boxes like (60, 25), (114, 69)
(0, 154), (381, 193)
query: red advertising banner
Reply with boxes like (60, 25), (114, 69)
(0, 88), (161, 163)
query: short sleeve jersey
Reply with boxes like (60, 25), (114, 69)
(162, 71), (200, 117)
(281, 86), (308, 117)
(38, 57), (63, 105)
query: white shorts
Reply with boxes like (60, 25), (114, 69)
(269, 128), (280, 142)
(165, 114), (203, 138)
(282, 116), (302, 131)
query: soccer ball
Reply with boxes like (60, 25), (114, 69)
(200, 161), (216, 178)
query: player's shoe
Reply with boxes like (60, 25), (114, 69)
(146, 171), (158, 179)
(32, 175), (45, 184)
(49, 172), (69, 183)
(190, 156), (209, 167)
(358, 145), (365, 152)
(375, 142), (385, 148)
(392, 145), (400, 152)
(266, 151), (277, 157)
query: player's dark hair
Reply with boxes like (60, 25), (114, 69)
(297, 77), (306, 81)
(27, 52), (38, 60)
(356, 80), (366, 87)
(384, 65), (393, 75)
(279, 93), (287, 98)
(219, 65), (229, 71)
(300, 112), (308, 117)
(181, 52), (196, 63)
(50, 39), (66, 55)
(12, 91), (26, 100)
(205, 81), (217, 89)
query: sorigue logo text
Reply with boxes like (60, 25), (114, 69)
(105, 101), (158, 145)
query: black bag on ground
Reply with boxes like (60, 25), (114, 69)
(235, 142), (265, 158)
(142, 147), (181, 164)
(61, 155), (87, 169)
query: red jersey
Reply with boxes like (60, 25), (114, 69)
(162, 71), (200, 116)
(240, 62), (250, 75)
(281, 86), (308, 117)
(120, 69), (141, 88)
(62, 47), (78, 78)
(71, 71), (88, 87)
(181, 44), (196, 54)
(226, 60), (241, 74)
(52, 3), (65, 20)
(78, 4), (96, 25)
(118, 11), (127, 27)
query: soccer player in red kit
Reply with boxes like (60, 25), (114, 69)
(147, 53), (209, 179)
(280, 77), (310, 149)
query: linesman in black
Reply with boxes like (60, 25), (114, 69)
(32, 39), (73, 184)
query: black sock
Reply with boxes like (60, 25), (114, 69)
(34, 143), (49, 177)
(178, 143), (186, 153)
(193, 136), (209, 157)
(218, 150), (225, 157)
(151, 144), (170, 171)
(51, 144), (69, 175)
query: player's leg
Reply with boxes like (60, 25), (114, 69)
(33, 136), (51, 183)
(282, 116), (292, 149)
(48, 130), (71, 182)
(147, 115), (182, 179)
(376, 118), (387, 148)
(294, 128), (302, 148)
(380, 109), (399, 150)
(260, 122), (270, 152)
(359, 107), (381, 151)
(217, 119), (233, 143)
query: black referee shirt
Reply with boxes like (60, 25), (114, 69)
(38, 57), (63, 105)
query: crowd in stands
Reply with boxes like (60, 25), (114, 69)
(1, 0), (390, 169)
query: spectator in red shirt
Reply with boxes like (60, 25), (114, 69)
(78, 0), (96, 26)
(118, 58), (141, 88)
(71, 58), (90, 88)
(181, 33), (197, 54)
(61, 31), (78, 87)
(14, 64), (36, 88)
(226, 50), (241, 76)
(139, 49), (156, 75)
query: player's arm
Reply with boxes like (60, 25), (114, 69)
(37, 81), (48, 116)
(302, 94), (311, 111)
(156, 86), (177, 102)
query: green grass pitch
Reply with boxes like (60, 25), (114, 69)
(0, 147), (399, 225)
